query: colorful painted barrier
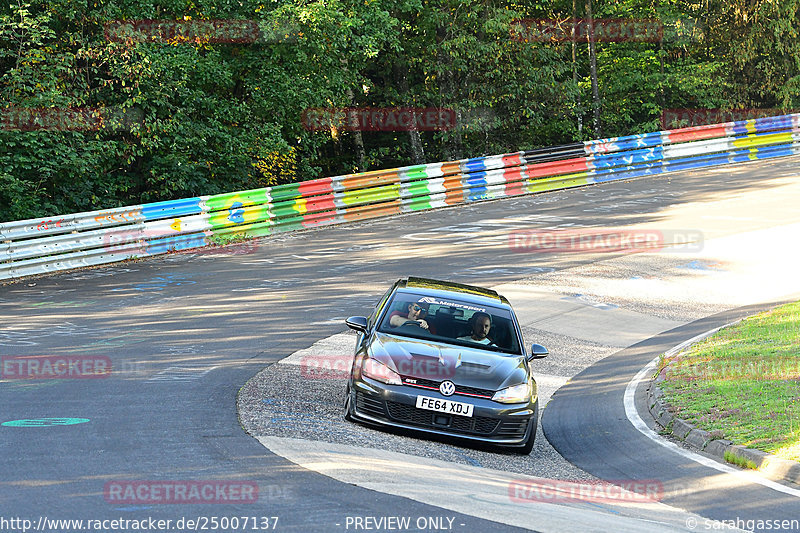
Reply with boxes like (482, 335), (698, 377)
(2, 113), (800, 280)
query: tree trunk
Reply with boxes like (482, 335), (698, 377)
(345, 87), (367, 171)
(586, 0), (601, 138)
(572, 0), (582, 135)
(437, 24), (462, 160)
(408, 126), (425, 164)
(394, 63), (425, 164)
(659, 33), (665, 128)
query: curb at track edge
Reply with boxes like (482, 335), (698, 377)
(633, 320), (800, 489)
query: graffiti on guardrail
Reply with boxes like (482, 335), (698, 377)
(35, 218), (77, 231)
(94, 210), (140, 225)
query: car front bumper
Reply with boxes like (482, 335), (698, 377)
(349, 377), (537, 446)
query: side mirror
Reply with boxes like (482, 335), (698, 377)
(528, 343), (549, 360)
(345, 316), (369, 333)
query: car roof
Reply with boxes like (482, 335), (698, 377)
(394, 277), (511, 308)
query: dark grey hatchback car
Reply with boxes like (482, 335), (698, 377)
(343, 277), (548, 453)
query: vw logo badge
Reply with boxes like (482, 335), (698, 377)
(439, 380), (456, 396)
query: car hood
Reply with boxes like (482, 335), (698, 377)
(368, 332), (529, 391)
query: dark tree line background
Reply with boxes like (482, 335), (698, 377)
(1, 0), (799, 222)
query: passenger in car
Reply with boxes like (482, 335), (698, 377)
(458, 312), (494, 345)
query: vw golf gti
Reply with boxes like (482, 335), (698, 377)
(343, 277), (548, 453)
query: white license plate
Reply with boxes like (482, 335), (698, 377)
(415, 395), (474, 418)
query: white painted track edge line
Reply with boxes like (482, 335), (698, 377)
(623, 324), (800, 498)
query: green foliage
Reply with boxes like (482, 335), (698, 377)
(1, 0), (799, 222)
(660, 301), (800, 461)
(724, 450), (758, 470)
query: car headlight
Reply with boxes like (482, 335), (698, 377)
(492, 381), (532, 404)
(362, 357), (402, 385)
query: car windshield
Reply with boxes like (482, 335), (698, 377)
(377, 292), (522, 355)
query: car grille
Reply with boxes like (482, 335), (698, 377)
(356, 392), (386, 418)
(385, 400), (500, 435)
(458, 385), (495, 398)
(401, 377), (494, 399)
(496, 419), (530, 438)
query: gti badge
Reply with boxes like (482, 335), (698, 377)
(439, 380), (456, 396)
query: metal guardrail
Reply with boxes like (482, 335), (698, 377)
(2, 113), (799, 280)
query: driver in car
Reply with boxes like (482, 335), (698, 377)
(389, 300), (432, 331)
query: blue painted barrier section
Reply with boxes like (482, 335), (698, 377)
(462, 158), (488, 173)
(145, 233), (208, 255)
(142, 198), (204, 221)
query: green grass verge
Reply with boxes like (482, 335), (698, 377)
(724, 450), (758, 470)
(659, 300), (800, 462)
(208, 232), (251, 246)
